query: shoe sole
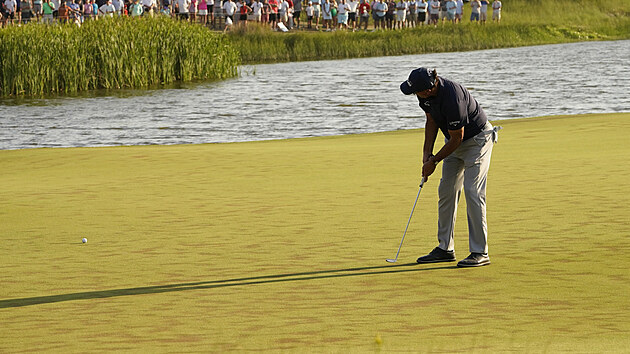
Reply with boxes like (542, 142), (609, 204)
(457, 260), (491, 268)
(417, 258), (457, 264)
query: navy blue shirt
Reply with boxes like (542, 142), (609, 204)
(417, 77), (487, 141)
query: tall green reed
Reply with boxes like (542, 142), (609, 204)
(0, 17), (240, 96)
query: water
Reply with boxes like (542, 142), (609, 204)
(1, 40), (629, 150)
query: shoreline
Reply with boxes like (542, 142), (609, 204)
(229, 22), (630, 64)
(1, 113), (628, 152)
(233, 37), (629, 65)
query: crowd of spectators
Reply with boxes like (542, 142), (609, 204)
(1, 0), (181, 26)
(1, 0), (501, 30)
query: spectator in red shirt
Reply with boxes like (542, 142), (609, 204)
(357, 0), (369, 30)
(268, 0), (278, 28)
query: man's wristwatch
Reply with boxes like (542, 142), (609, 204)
(430, 155), (439, 166)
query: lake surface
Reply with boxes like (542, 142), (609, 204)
(1, 40), (628, 150)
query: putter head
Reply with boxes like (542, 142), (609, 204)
(386, 259), (397, 263)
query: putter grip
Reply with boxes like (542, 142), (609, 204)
(419, 177), (425, 188)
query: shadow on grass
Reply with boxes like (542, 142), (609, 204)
(0, 263), (456, 309)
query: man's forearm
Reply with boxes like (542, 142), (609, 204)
(423, 115), (439, 162)
(433, 128), (464, 163)
(433, 137), (460, 162)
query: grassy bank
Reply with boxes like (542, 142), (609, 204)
(229, 0), (630, 63)
(0, 17), (239, 96)
(1, 113), (629, 351)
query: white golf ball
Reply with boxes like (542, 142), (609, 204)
(82, 238), (87, 243)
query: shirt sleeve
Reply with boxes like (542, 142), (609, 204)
(443, 94), (468, 130)
(416, 97), (431, 114)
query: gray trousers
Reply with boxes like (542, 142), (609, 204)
(437, 122), (499, 254)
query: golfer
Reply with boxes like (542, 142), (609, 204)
(400, 67), (500, 267)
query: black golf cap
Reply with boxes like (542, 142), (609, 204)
(400, 67), (436, 95)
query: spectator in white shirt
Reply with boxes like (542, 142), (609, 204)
(491, 0), (500, 22)
(111, 0), (122, 14)
(251, 0), (262, 21)
(3, 0), (18, 24)
(98, 0), (115, 17)
(428, 0), (438, 26)
(337, 0), (350, 29)
(223, 0), (236, 21)
(176, 0), (190, 18)
(416, 0), (427, 25)
(305, 0), (314, 28)
(395, 0), (406, 29)
(278, 0), (288, 24)
(455, 0), (463, 23)
(142, 0), (155, 15)
(346, 0), (358, 30)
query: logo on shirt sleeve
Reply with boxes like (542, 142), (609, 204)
(448, 121), (459, 127)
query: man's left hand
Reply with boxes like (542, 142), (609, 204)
(422, 158), (437, 179)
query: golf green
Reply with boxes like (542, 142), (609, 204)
(1, 113), (629, 352)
